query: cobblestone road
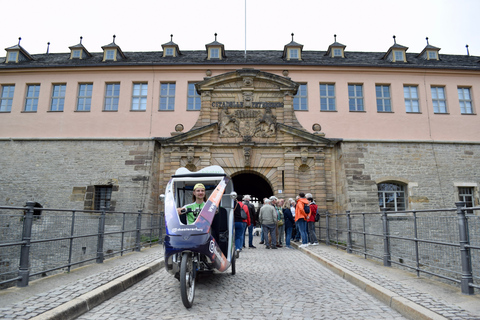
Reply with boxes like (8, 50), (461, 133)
(77, 242), (407, 320)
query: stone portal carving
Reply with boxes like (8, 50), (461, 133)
(219, 107), (276, 138)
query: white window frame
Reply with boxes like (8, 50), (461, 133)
(77, 83), (93, 111)
(376, 85), (392, 112)
(105, 49), (116, 61)
(0, 84), (15, 112)
(209, 48), (219, 59)
(431, 86), (447, 114)
(348, 84), (364, 111)
(72, 50), (81, 59)
(104, 83), (120, 111)
(428, 51), (437, 60)
(378, 182), (407, 212)
(25, 84), (40, 112)
(131, 83), (148, 111)
(293, 84), (308, 110)
(289, 48), (299, 60)
(404, 85), (420, 113)
(333, 48), (342, 57)
(50, 84), (66, 112)
(159, 83), (176, 111)
(7, 51), (18, 62)
(187, 83), (201, 111)
(319, 83), (336, 111)
(394, 50), (404, 62)
(165, 48), (174, 56)
(458, 87), (474, 114)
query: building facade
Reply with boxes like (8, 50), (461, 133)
(1, 35), (479, 214)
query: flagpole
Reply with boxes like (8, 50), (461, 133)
(244, 0), (247, 61)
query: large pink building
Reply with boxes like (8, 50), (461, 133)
(1, 35), (479, 214)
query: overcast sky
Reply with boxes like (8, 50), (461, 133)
(1, 0), (479, 56)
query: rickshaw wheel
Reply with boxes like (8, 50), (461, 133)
(231, 252), (236, 275)
(180, 252), (196, 308)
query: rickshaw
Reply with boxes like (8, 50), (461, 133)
(160, 165), (237, 308)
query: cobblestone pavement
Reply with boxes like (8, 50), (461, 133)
(76, 241), (407, 320)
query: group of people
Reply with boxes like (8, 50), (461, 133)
(176, 183), (319, 257)
(257, 193), (319, 249)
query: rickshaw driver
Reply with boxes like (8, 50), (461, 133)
(177, 183), (207, 224)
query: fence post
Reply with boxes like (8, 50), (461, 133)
(135, 210), (142, 252)
(17, 201), (35, 287)
(346, 211), (352, 253)
(381, 208), (391, 267)
(325, 210), (330, 246)
(455, 201), (474, 295)
(96, 207), (106, 263)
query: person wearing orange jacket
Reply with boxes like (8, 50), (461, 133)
(295, 192), (310, 248)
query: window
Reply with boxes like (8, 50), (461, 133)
(293, 84), (308, 110)
(25, 84), (40, 112)
(459, 187), (475, 214)
(187, 83), (201, 110)
(394, 51), (404, 62)
(333, 48), (342, 57)
(165, 48), (174, 56)
(210, 48), (219, 59)
(320, 84), (335, 111)
(458, 87), (473, 114)
(131, 83), (148, 111)
(428, 51), (437, 60)
(50, 84), (66, 111)
(7, 51), (18, 62)
(431, 86), (447, 113)
(160, 83), (176, 111)
(378, 182), (406, 211)
(1, 85), (15, 112)
(289, 48), (299, 59)
(376, 85), (391, 112)
(105, 49), (115, 60)
(72, 50), (81, 58)
(104, 83), (120, 111)
(94, 186), (112, 210)
(77, 83), (93, 111)
(348, 84), (364, 111)
(404, 85), (419, 113)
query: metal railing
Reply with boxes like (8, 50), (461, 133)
(316, 202), (479, 295)
(0, 201), (164, 288)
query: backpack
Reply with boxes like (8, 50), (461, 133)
(304, 203), (310, 214)
(314, 212), (320, 222)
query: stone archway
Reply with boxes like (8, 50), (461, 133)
(231, 172), (273, 203)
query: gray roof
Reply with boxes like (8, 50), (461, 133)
(1, 49), (479, 70)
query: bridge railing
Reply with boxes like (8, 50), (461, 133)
(316, 202), (479, 295)
(0, 201), (164, 289)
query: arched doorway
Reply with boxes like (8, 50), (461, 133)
(232, 172), (273, 205)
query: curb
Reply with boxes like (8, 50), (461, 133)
(30, 260), (163, 320)
(295, 244), (448, 320)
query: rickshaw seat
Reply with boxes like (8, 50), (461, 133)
(211, 207), (229, 255)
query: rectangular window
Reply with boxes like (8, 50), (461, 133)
(131, 83), (148, 111)
(104, 83), (120, 111)
(458, 87), (473, 114)
(0, 85), (15, 112)
(394, 51), (404, 61)
(333, 48), (342, 57)
(376, 85), (391, 112)
(428, 51), (437, 60)
(319, 83), (335, 111)
(289, 48), (299, 59)
(431, 86), (447, 113)
(187, 83), (201, 110)
(293, 84), (308, 110)
(348, 84), (364, 111)
(7, 51), (18, 62)
(94, 186), (112, 211)
(404, 85), (419, 113)
(77, 83), (93, 111)
(160, 83), (176, 111)
(72, 50), (81, 58)
(210, 48), (219, 59)
(165, 48), (174, 56)
(105, 50), (115, 60)
(459, 187), (475, 214)
(50, 84), (66, 111)
(25, 84), (40, 112)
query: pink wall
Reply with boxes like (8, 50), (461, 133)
(1, 65), (478, 142)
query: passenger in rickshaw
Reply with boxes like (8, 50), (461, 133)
(177, 183), (207, 224)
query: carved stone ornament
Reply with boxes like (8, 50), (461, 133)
(244, 147), (251, 167)
(218, 106), (277, 138)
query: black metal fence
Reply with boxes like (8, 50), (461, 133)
(317, 202), (480, 295)
(0, 201), (164, 289)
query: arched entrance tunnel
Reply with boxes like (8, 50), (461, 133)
(231, 172), (273, 204)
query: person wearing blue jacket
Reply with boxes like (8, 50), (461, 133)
(283, 199), (296, 249)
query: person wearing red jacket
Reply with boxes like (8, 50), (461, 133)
(239, 199), (250, 250)
(295, 192), (310, 248)
(306, 193), (319, 245)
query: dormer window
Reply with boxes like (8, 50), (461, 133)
(289, 48), (299, 59)
(205, 33), (225, 60)
(105, 49), (115, 61)
(101, 35), (126, 62)
(72, 50), (81, 58)
(4, 38), (34, 64)
(428, 51), (437, 60)
(7, 51), (18, 62)
(394, 50), (405, 62)
(333, 48), (342, 57)
(210, 48), (220, 59)
(283, 33), (303, 61)
(325, 35), (346, 58)
(161, 35), (182, 58)
(383, 36), (408, 63)
(417, 38), (440, 61)
(165, 48), (174, 56)
(69, 37), (92, 60)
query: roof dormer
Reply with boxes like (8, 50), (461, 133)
(101, 35), (126, 62)
(205, 33), (226, 60)
(325, 34), (346, 58)
(417, 37), (440, 61)
(4, 37), (34, 64)
(283, 33), (303, 60)
(69, 36), (92, 60)
(382, 36), (408, 62)
(161, 34), (182, 57)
